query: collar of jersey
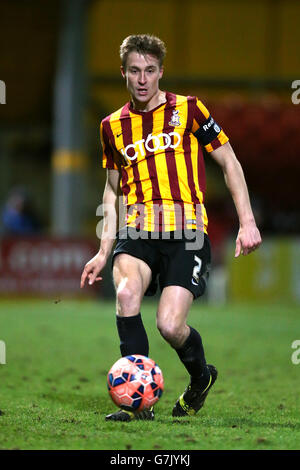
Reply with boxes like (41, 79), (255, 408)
(128, 91), (169, 116)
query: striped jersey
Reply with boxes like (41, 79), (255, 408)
(100, 91), (229, 233)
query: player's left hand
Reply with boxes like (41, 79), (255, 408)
(235, 223), (262, 257)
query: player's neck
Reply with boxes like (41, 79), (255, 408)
(131, 90), (166, 112)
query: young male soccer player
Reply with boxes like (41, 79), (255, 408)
(80, 35), (262, 421)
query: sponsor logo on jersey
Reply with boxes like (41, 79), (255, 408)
(202, 117), (221, 133)
(121, 131), (181, 162)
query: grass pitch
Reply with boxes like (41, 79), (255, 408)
(0, 298), (299, 450)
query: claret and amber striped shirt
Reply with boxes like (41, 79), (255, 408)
(100, 91), (228, 233)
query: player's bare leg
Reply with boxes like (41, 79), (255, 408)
(156, 285), (193, 349)
(156, 285), (217, 417)
(106, 254), (154, 421)
(113, 253), (152, 317)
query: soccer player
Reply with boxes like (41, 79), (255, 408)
(80, 35), (262, 421)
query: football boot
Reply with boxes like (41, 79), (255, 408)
(105, 406), (155, 421)
(172, 364), (218, 417)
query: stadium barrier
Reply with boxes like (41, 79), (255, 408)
(0, 237), (99, 298)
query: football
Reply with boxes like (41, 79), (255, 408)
(107, 354), (164, 412)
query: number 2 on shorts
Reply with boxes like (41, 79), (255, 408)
(192, 255), (202, 285)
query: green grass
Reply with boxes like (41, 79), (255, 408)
(0, 298), (299, 450)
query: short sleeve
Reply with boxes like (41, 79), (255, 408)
(100, 120), (119, 170)
(191, 98), (229, 152)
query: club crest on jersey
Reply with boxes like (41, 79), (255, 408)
(169, 110), (181, 127)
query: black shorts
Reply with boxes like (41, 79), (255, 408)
(112, 228), (211, 299)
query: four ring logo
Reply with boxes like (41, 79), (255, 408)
(121, 131), (181, 163)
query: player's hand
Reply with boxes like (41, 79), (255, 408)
(80, 251), (107, 288)
(235, 222), (262, 257)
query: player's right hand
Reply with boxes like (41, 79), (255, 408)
(80, 252), (107, 288)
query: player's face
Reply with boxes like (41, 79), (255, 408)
(121, 52), (163, 109)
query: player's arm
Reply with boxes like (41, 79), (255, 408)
(80, 168), (121, 287)
(209, 141), (262, 257)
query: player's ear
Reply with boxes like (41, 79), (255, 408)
(120, 65), (126, 78)
(159, 66), (164, 80)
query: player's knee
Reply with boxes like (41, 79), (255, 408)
(116, 281), (142, 315)
(156, 320), (185, 348)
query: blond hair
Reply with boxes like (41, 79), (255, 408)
(120, 34), (166, 69)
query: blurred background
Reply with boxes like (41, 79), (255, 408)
(0, 0), (299, 303)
